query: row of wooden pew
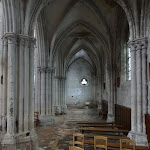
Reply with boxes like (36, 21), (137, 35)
(70, 121), (149, 150)
(71, 133), (136, 150)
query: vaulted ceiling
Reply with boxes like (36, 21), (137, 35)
(36, 0), (128, 75)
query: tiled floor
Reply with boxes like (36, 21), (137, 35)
(36, 107), (104, 150)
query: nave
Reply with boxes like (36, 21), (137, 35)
(37, 108), (102, 150)
(36, 108), (148, 150)
(0, 0), (150, 149)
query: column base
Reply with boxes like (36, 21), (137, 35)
(18, 130), (38, 150)
(128, 131), (148, 146)
(107, 114), (115, 122)
(54, 106), (61, 115)
(1, 133), (16, 145)
(39, 115), (55, 126)
(128, 131), (136, 141)
(1, 130), (39, 150)
(61, 105), (67, 114)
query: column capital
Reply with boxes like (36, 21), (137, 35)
(46, 67), (55, 73)
(17, 34), (36, 48)
(3, 33), (17, 44)
(128, 40), (136, 51)
(38, 67), (46, 73)
(135, 41), (142, 51)
(128, 37), (148, 51)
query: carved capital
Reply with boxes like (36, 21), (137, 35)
(128, 40), (136, 51)
(135, 40), (142, 51)
(141, 39), (148, 50)
(3, 33), (17, 45)
(46, 67), (55, 73)
(19, 37), (25, 47)
(40, 67), (46, 73)
(38, 67), (46, 73)
(129, 37), (148, 51)
(24, 38), (30, 48)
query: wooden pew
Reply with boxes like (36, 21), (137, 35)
(78, 127), (129, 135)
(77, 122), (115, 125)
(83, 140), (148, 150)
(78, 124), (124, 129)
(84, 134), (129, 140)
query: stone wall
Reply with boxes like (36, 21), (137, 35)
(117, 81), (131, 108)
(66, 58), (95, 107)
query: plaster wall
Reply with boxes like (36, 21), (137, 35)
(66, 58), (95, 107)
(116, 43), (131, 108)
(117, 81), (131, 108)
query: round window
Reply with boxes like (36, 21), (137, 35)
(81, 78), (88, 86)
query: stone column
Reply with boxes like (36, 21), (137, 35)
(128, 39), (148, 146)
(107, 65), (115, 122)
(18, 36), (25, 133)
(29, 38), (36, 131)
(37, 67), (41, 113)
(2, 33), (17, 145)
(141, 40), (148, 134)
(2, 37), (8, 132)
(46, 68), (49, 115)
(24, 37), (30, 132)
(40, 67), (46, 116)
(135, 39), (148, 146)
(61, 77), (67, 114)
(48, 68), (52, 115)
(54, 76), (61, 114)
(128, 41), (137, 139)
(51, 69), (55, 115)
(97, 75), (102, 111)
(136, 41), (143, 133)
(38, 67), (55, 126)
(60, 77), (63, 112)
(1, 34), (38, 149)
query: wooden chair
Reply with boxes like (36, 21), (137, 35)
(69, 146), (84, 150)
(73, 133), (84, 149)
(34, 112), (39, 127)
(120, 139), (135, 150)
(94, 136), (107, 150)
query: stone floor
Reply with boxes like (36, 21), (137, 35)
(36, 107), (104, 150)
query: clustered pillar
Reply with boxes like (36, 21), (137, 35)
(1, 33), (38, 149)
(54, 76), (67, 115)
(35, 67), (55, 126)
(128, 38), (148, 146)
